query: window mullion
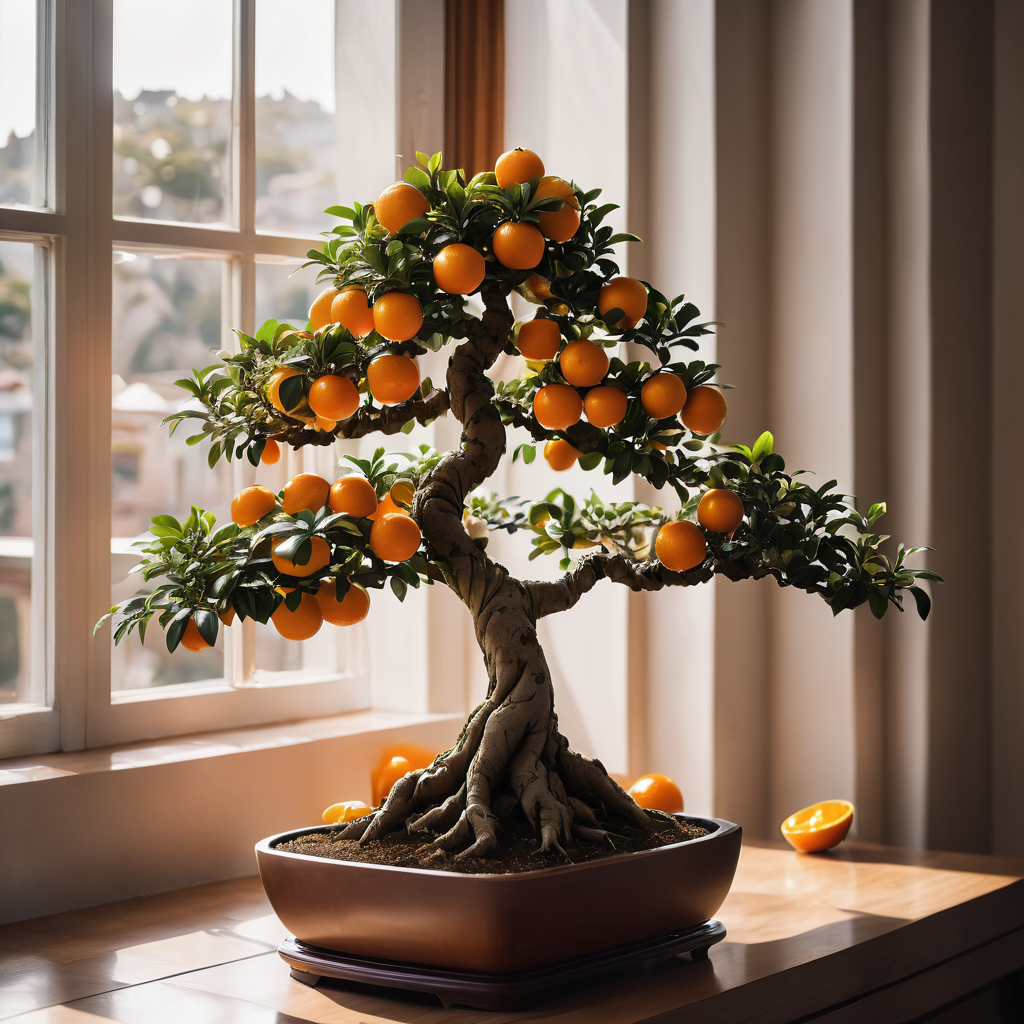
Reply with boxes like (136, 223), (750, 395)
(234, 0), (256, 236)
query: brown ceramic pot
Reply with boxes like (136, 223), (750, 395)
(256, 814), (740, 974)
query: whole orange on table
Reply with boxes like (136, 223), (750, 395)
(781, 800), (854, 852)
(628, 773), (684, 813)
(371, 745), (438, 806)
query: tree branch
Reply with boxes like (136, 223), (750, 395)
(527, 549), (772, 618)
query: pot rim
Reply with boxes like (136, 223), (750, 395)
(256, 813), (740, 882)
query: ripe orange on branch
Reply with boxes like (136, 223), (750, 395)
(367, 352), (420, 405)
(329, 475), (378, 518)
(533, 383), (583, 431)
(641, 373), (687, 419)
(534, 176), (581, 242)
(181, 617), (212, 652)
(282, 473), (330, 515)
(374, 181), (429, 234)
(266, 366), (303, 414)
(309, 375), (359, 421)
(495, 147), (545, 187)
(308, 287), (337, 332)
(372, 292), (423, 342)
(330, 286), (375, 338)
(524, 273), (552, 300)
(697, 489), (744, 535)
(260, 439), (281, 465)
(544, 438), (580, 471)
(598, 277), (648, 329)
(433, 243), (485, 294)
(517, 319), (561, 361)
(629, 773), (684, 813)
(271, 536), (331, 577)
(316, 579), (370, 626)
(681, 385), (727, 436)
(559, 339), (609, 387)
(655, 520), (707, 572)
(493, 222), (545, 269)
(370, 512), (422, 562)
(271, 591), (323, 640)
(584, 386), (628, 428)
(231, 485), (276, 526)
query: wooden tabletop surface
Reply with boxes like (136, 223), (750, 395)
(2, 839), (1023, 1023)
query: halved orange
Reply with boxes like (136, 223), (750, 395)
(781, 799), (854, 853)
(321, 800), (373, 825)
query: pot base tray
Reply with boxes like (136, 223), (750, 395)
(279, 919), (726, 1010)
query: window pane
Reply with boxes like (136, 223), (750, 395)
(112, 0), (233, 224)
(0, 240), (37, 704)
(0, 0), (37, 207)
(110, 252), (231, 690)
(254, 257), (315, 328)
(255, 0), (337, 236)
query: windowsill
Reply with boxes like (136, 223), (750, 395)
(0, 708), (459, 784)
(0, 708), (464, 924)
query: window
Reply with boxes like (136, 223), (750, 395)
(0, 0), (442, 758)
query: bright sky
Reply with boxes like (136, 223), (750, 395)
(0, 0), (336, 139)
(0, 0), (36, 138)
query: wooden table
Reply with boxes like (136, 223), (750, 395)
(2, 839), (1023, 1023)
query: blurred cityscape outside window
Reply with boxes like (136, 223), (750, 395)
(0, 0), (37, 207)
(110, 253), (230, 690)
(0, 241), (35, 705)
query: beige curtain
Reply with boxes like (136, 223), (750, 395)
(638, 0), (1023, 854)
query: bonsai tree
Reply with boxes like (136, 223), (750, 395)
(98, 150), (937, 860)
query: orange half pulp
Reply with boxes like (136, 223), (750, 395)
(781, 799), (854, 852)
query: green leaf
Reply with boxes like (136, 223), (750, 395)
(391, 577), (408, 602)
(908, 586), (931, 620)
(751, 431), (774, 462)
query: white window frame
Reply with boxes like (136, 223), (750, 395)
(0, 0), (450, 758)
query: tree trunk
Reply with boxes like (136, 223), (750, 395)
(338, 282), (659, 857)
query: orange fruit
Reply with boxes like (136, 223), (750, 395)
(260, 439), (281, 465)
(372, 292), (423, 342)
(781, 800), (854, 853)
(495, 147), (545, 188)
(681, 384), (727, 436)
(371, 745), (437, 805)
(330, 286), (375, 338)
(525, 273), (552, 300)
(559, 339), (609, 387)
(308, 286), (339, 331)
(697, 489), (744, 534)
(328, 475), (378, 518)
(370, 512), (421, 562)
(231, 484), (277, 526)
(218, 607), (235, 626)
(271, 591), (323, 640)
(281, 473), (330, 515)
(655, 520), (706, 572)
(271, 536), (331, 577)
(628, 773), (684, 813)
(322, 800), (373, 825)
(534, 176), (581, 242)
(374, 182), (429, 234)
(584, 386), (627, 428)
(389, 479), (415, 508)
(180, 617), (212, 652)
(433, 243), (486, 294)
(598, 277), (648, 329)
(316, 579), (370, 626)
(517, 319), (561, 361)
(367, 352), (420, 405)
(493, 222), (545, 269)
(313, 414), (336, 432)
(367, 493), (403, 522)
(533, 384), (583, 431)
(543, 439), (580, 471)
(266, 366), (304, 414)
(641, 373), (687, 419)
(308, 375), (359, 421)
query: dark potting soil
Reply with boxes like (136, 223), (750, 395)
(274, 813), (710, 874)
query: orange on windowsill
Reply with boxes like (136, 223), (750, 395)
(781, 799), (854, 853)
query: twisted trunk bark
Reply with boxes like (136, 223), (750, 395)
(338, 283), (658, 858)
